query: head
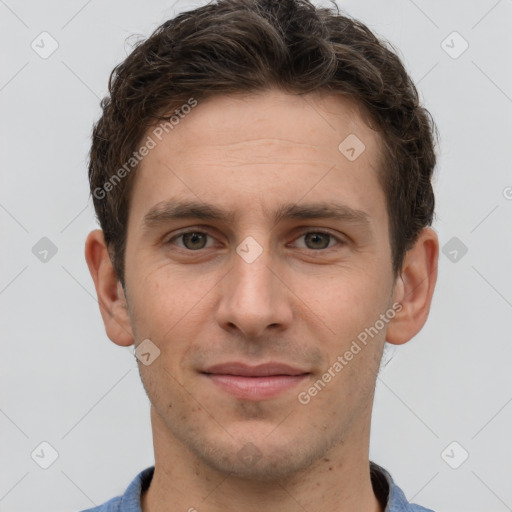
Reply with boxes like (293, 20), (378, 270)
(85, 0), (438, 482)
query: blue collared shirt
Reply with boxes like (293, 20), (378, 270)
(79, 461), (434, 512)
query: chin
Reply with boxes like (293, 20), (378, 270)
(192, 432), (328, 482)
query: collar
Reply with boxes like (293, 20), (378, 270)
(107, 461), (433, 512)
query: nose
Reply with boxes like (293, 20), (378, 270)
(215, 240), (293, 339)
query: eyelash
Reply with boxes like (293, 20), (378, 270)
(165, 228), (346, 252)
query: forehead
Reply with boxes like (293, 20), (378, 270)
(155, 90), (379, 158)
(128, 89), (387, 234)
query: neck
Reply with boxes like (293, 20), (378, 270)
(142, 404), (383, 512)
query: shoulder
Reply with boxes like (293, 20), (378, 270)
(76, 466), (154, 512)
(79, 496), (122, 512)
(370, 461), (436, 512)
(388, 483), (436, 512)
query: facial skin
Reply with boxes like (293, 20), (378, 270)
(85, 89), (438, 512)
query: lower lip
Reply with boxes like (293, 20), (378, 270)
(203, 374), (308, 400)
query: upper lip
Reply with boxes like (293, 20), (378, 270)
(202, 362), (309, 377)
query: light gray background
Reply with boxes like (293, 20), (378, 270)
(1, 1), (511, 511)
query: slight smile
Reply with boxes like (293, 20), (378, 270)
(201, 362), (310, 400)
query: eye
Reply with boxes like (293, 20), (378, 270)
(291, 230), (345, 251)
(166, 230), (215, 251)
(165, 229), (345, 252)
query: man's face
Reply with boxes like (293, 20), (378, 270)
(123, 90), (399, 480)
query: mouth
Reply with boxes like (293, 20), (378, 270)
(201, 362), (310, 400)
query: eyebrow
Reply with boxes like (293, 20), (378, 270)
(142, 199), (372, 231)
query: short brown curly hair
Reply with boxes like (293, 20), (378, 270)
(88, 0), (438, 286)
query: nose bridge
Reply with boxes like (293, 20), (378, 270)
(216, 233), (292, 336)
(232, 234), (276, 309)
(234, 237), (274, 300)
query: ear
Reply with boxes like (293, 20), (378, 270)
(84, 229), (134, 347)
(385, 227), (439, 345)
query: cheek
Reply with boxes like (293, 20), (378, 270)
(128, 266), (223, 396)
(129, 263), (209, 336)
(303, 266), (387, 340)
(300, 267), (389, 394)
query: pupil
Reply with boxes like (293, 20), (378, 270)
(184, 232), (205, 249)
(306, 233), (329, 250)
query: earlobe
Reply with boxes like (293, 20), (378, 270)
(385, 227), (439, 346)
(84, 229), (134, 347)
